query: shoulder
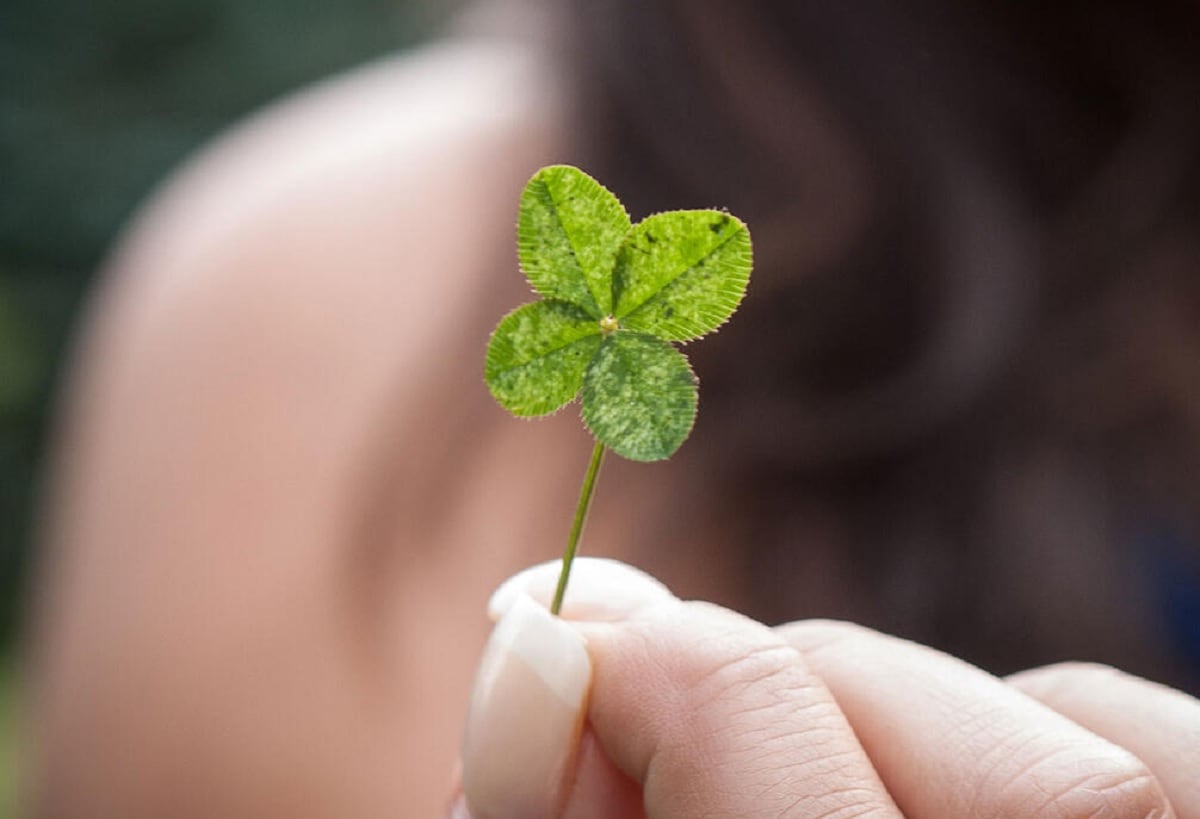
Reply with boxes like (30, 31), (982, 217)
(43, 34), (576, 678)
(105, 37), (567, 322)
(71, 36), (569, 418)
(52, 36), (572, 554)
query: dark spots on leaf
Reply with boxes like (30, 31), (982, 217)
(645, 233), (657, 244)
(662, 305), (675, 319)
(709, 215), (729, 233)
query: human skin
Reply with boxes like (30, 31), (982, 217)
(458, 559), (1199, 819)
(26, 38), (1200, 819)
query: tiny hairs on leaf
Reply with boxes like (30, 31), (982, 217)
(486, 165), (751, 462)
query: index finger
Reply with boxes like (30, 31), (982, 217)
(578, 600), (902, 819)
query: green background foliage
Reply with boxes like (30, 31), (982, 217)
(0, 0), (451, 806)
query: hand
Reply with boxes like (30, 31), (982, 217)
(454, 559), (1200, 819)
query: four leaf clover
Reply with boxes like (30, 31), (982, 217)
(485, 165), (752, 461)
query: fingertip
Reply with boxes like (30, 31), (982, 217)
(462, 594), (591, 819)
(487, 558), (675, 622)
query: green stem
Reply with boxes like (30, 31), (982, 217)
(550, 441), (607, 616)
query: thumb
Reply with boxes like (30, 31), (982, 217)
(454, 559), (674, 819)
(462, 560), (901, 819)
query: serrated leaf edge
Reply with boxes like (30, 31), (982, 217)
(517, 165), (631, 318)
(612, 209), (752, 342)
(578, 331), (700, 462)
(484, 300), (602, 417)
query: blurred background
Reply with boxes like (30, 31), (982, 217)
(5, 0), (1200, 812)
(0, 0), (453, 807)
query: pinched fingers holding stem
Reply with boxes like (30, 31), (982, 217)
(575, 601), (902, 819)
(455, 559), (1197, 819)
(456, 558), (900, 819)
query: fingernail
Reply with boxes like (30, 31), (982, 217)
(488, 558), (675, 622)
(462, 594), (592, 819)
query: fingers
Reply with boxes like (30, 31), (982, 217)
(463, 558), (901, 819)
(579, 603), (901, 819)
(779, 620), (1176, 819)
(460, 595), (591, 819)
(463, 562), (1190, 819)
(454, 728), (643, 819)
(1009, 663), (1200, 817)
(461, 558), (669, 819)
(487, 558), (674, 622)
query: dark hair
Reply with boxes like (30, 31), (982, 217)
(564, 0), (1200, 687)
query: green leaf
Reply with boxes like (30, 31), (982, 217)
(612, 210), (752, 341)
(581, 332), (697, 461)
(518, 165), (631, 318)
(485, 300), (603, 417)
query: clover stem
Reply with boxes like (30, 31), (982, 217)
(550, 440), (607, 616)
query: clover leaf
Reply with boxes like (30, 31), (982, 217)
(484, 164), (752, 614)
(486, 165), (751, 462)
